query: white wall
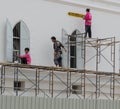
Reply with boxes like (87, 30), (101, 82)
(0, 0), (84, 66)
(2, 67), (120, 99)
(0, 0), (119, 71)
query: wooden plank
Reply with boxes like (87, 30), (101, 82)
(68, 12), (85, 19)
(0, 62), (119, 76)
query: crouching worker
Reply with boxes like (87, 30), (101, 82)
(51, 36), (66, 67)
(17, 48), (31, 65)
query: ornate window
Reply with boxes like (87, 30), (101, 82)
(6, 20), (30, 62)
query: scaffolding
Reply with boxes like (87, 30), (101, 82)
(0, 62), (119, 100)
(65, 33), (119, 100)
(0, 35), (120, 100)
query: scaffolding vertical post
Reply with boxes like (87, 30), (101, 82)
(110, 37), (115, 100)
(66, 35), (70, 98)
(0, 65), (5, 95)
(49, 69), (54, 98)
(35, 68), (40, 96)
(67, 36), (70, 68)
(96, 38), (100, 99)
(14, 65), (19, 96)
(82, 36), (86, 99)
(67, 71), (71, 98)
(67, 35), (70, 97)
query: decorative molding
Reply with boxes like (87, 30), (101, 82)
(46, 0), (120, 14)
(92, 0), (120, 6)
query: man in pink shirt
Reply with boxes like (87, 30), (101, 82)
(18, 48), (31, 65)
(84, 8), (92, 38)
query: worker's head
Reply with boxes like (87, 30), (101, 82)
(86, 8), (90, 12)
(51, 36), (56, 42)
(24, 48), (30, 54)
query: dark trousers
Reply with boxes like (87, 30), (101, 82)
(58, 57), (62, 67)
(54, 52), (62, 67)
(54, 57), (62, 67)
(85, 25), (92, 38)
(21, 58), (27, 64)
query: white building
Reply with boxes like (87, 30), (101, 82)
(0, 0), (120, 108)
(0, 0), (119, 67)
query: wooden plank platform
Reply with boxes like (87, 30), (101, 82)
(0, 62), (119, 76)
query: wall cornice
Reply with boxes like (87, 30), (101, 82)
(46, 0), (120, 14)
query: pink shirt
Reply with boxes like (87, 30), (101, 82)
(20, 53), (31, 65)
(84, 12), (92, 25)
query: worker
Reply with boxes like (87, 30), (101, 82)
(83, 8), (92, 38)
(51, 36), (66, 67)
(17, 48), (31, 65)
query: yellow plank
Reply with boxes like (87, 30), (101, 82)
(68, 12), (85, 18)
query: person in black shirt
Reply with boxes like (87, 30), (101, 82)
(51, 36), (66, 67)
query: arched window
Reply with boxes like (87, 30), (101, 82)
(62, 29), (84, 69)
(70, 30), (77, 68)
(6, 20), (30, 62)
(13, 22), (20, 62)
